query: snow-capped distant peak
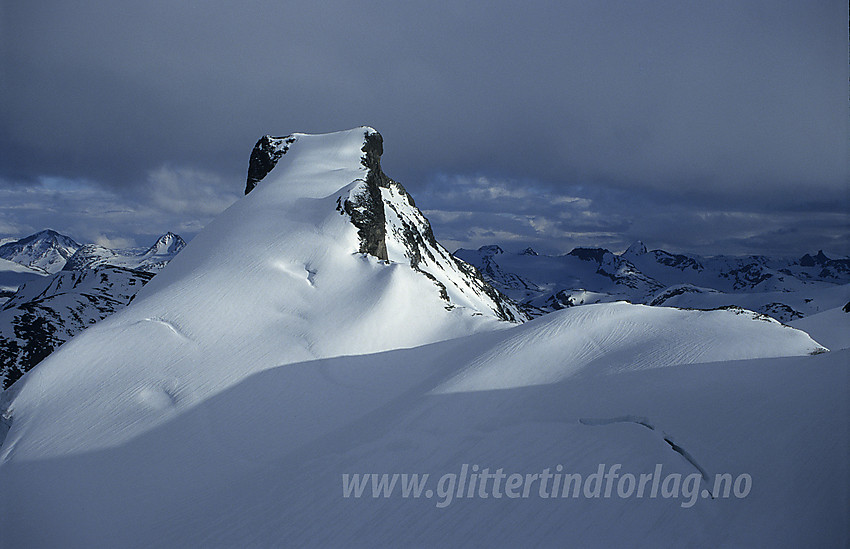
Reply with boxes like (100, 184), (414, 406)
(520, 247), (538, 256)
(143, 232), (186, 257)
(0, 229), (80, 273)
(623, 240), (647, 257)
(478, 245), (504, 256)
(63, 233), (186, 273)
(799, 250), (832, 267)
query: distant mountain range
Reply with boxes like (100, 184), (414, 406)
(63, 232), (186, 272)
(453, 241), (850, 321)
(0, 230), (185, 387)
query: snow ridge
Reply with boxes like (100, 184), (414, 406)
(64, 232), (186, 272)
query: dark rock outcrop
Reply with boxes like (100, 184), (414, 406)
(245, 135), (296, 195)
(341, 131), (388, 261)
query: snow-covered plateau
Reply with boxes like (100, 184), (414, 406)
(0, 128), (846, 547)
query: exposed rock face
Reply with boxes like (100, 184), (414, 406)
(649, 284), (718, 306)
(568, 247), (609, 264)
(650, 250), (703, 272)
(245, 135), (296, 195)
(798, 250), (850, 279)
(341, 131), (389, 261)
(720, 263), (774, 290)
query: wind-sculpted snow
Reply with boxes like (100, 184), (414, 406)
(0, 304), (843, 547)
(432, 302), (824, 393)
(790, 305), (850, 351)
(0, 128), (844, 547)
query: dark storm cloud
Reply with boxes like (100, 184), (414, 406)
(1, 1), (847, 254)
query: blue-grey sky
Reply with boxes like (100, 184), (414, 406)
(1, 1), (847, 256)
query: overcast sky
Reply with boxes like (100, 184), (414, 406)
(1, 1), (847, 256)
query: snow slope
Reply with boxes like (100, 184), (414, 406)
(0, 128), (843, 547)
(0, 127), (520, 455)
(0, 308), (840, 547)
(434, 303), (824, 393)
(790, 304), (850, 351)
(0, 259), (46, 301)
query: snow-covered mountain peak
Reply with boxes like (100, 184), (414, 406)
(0, 229), (80, 273)
(241, 127), (523, 320)
(623, 240), (648, 257)
(478, 245), (505, 256)
(800, 250), (831, 267)
(143, 232), (186, 256)
(245, 126), (379, 196)
(0, 127), (525, 455)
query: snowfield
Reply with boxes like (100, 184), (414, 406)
(790, 305), (850, 351)
(0, 258), (46, 300)
(0, 128), (846, 547)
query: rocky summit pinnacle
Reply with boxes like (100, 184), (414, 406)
(242, 127), (526, 323)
